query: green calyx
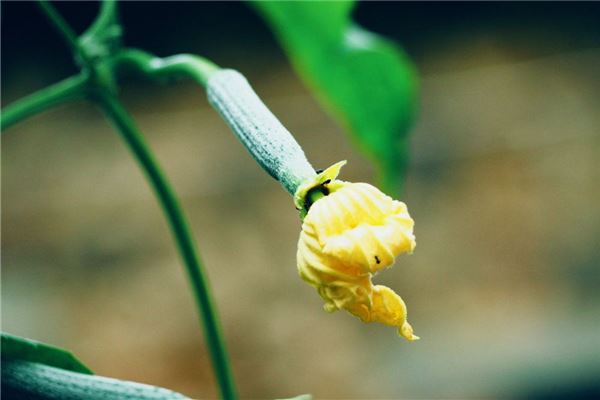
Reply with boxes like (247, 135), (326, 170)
(294, 160), (347, 219)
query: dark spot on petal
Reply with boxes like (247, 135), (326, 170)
(315, 169), (324, 174)
(375, 255), (381, 264)
(323, 179), (331, 185)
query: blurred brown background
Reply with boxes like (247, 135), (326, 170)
(2, 2), (600, 399)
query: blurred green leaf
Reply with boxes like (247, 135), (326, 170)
(1, 332), (190, 399)
(253, 1), (418, 195)
(2, 361), (190, 399)
(1, 332), (93, 374)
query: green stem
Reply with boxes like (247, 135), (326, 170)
(112, 49), (220, 87)
(7, 2), (237, 398)
(1, 74), (89, 131)
(94, 92), (237, 400)
(37, 1), (92, 68)
(83, 0), (118, 39)
(79, 0), (122, 62)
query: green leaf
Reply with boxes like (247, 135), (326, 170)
(253, 1), (418, 195)
(2, 361), (189, 399)
(1, 332), (190, 399)
(1, 332), (93, 374)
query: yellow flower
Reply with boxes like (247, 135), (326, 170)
(295, 161), (418, 341)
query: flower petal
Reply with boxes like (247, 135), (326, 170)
(295, 162), (418, 340)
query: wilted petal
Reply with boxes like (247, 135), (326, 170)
(296, 162), (418, 340)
